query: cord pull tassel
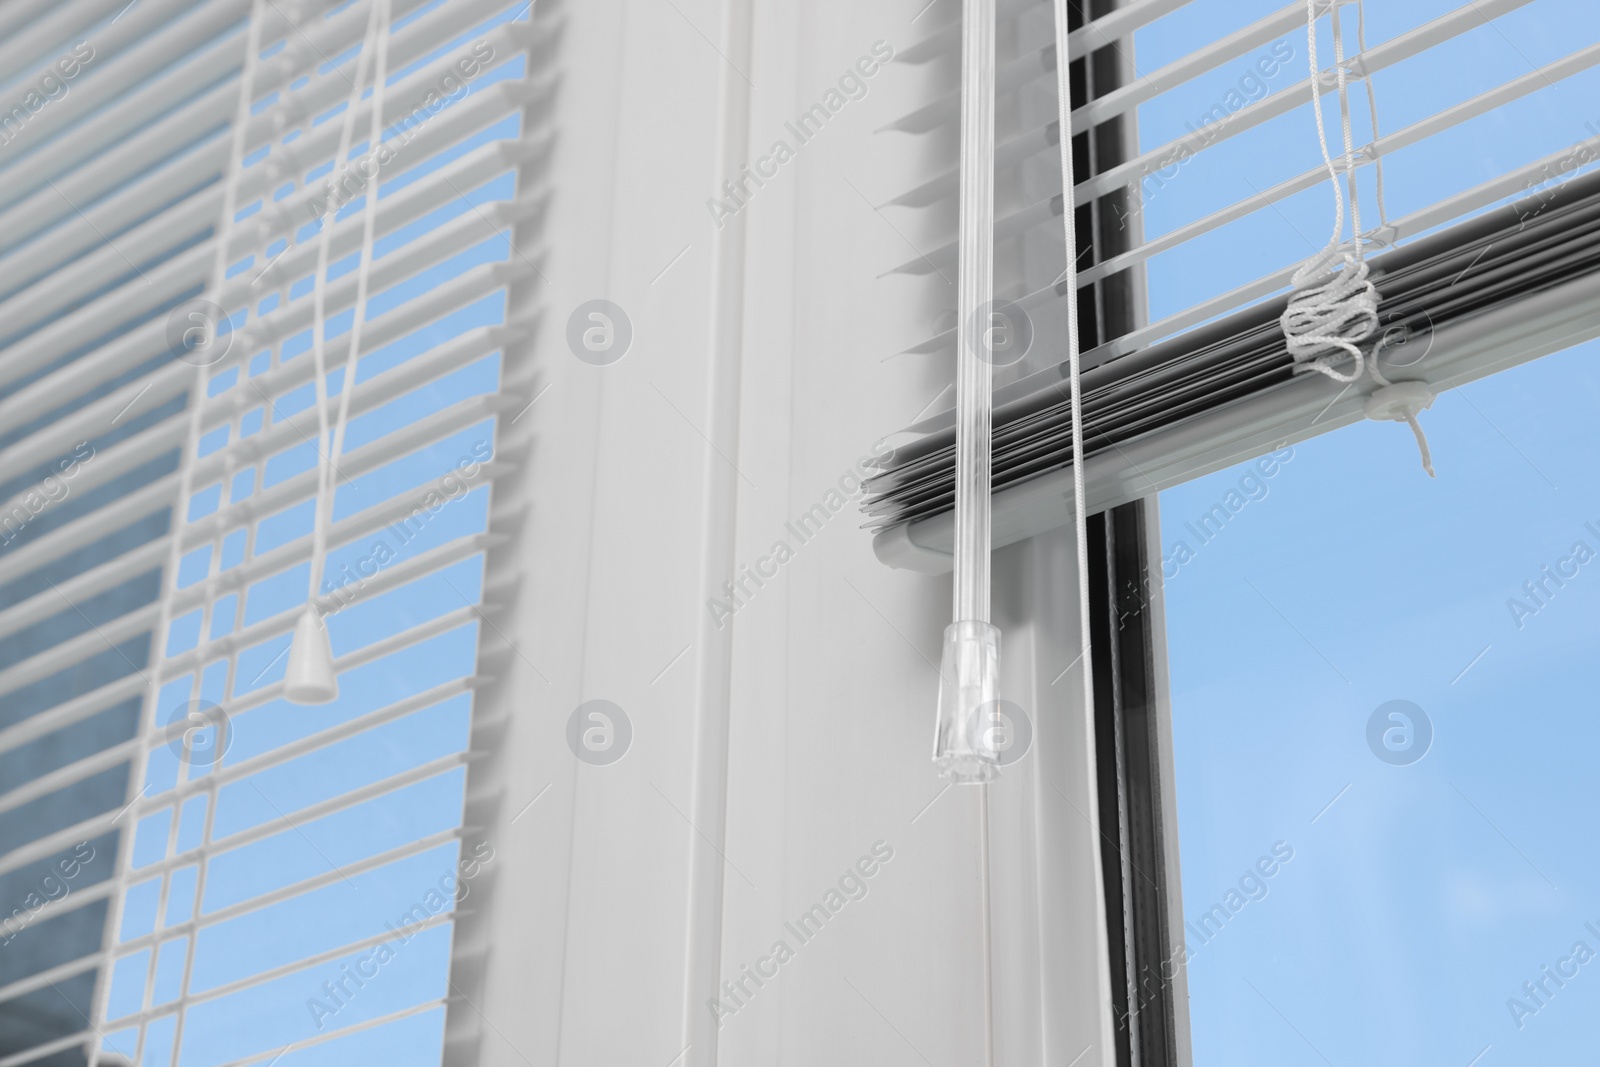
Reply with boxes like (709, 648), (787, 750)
(285, 606), (339, 704)
(1364, 382), (1437, 478)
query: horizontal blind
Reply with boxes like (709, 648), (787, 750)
(0, 1), (538, 1064)
(866, 164), (1600, 530)
(863, 0), (1600, 568)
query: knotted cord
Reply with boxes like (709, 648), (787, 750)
(1281, 0), (1380, 384)
(1283, 0), (1436, 475)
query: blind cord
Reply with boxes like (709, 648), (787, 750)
(287, 0), (388, 702)
(1284, 0), (1436, 475)
(1051, 0), (1093, 765)
(308, 0), (386, 601)
(1281, 0), (1379, 384)
(1050, 2), (1108, 1060)
(1353, 0), (1391, 238)
(323, 0), (393, 560)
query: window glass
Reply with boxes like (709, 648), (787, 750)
(1159, 339), (1600, 1064)
(1131, 0), (1600, 327)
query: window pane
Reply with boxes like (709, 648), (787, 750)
(1159, 339), (1600, 1064)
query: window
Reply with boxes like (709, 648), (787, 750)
(0, 1), (536, 1063)
(7, 0), (1600, 1064)
(1074, 3), (1600, 1063)
(866, 1), (1600, 1063)
(1159, 338), (1600, 1065)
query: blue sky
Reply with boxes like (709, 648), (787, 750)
(1136, 0), (1600, 328)
(1149, 3), (1600, 1062)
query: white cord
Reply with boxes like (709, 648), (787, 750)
(979, 783), (996, 1067)
(308, 0), (385, 603)
(1364, 380), (1437, 477)
(1403, 410), (1434, 476)
(1353, 0), (1391, 239)
(1284, 0), (1436, 475)
(1049, 0), (1095, 822)
(1281, 0), (1379, 384)
(320, 0), (392, 595)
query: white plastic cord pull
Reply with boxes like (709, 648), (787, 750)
(284, 606), (339, 703)
(1364, 382), (1437, 477)
(934, 620), (1002, 783)
(935, 0), (1001, 784)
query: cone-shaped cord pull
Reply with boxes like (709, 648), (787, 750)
(284, 605), (338, 704)
(933, 620), (1002, 784)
